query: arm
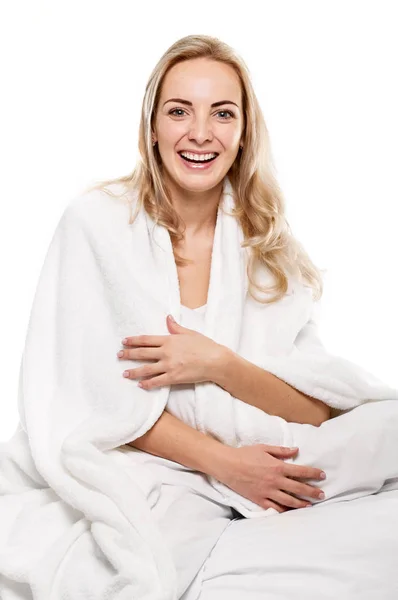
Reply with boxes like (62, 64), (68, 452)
(211, 348), (331, 427)
(129, 409), (231, 478)
(128, 410), (325, 512)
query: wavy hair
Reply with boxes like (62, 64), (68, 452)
(85, 34), (325, 304)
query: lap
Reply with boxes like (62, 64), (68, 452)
(195, 490), (398, 600)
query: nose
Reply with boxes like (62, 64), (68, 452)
(187, 115), (214, 146)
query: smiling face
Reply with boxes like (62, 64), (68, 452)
(153, 58), (244, 193)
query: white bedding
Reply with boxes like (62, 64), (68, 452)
(191, 489), (398, 600)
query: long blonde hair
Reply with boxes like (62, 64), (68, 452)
(85, 34), (325, 304)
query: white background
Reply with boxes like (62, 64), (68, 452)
(1, 1), (397, 441)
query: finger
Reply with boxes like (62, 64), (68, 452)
(263, 445), (298, 456)
(123, 363), (165, 380)
(118, 347), (159, 361)
(139, 373), (170, 390)
(277, 476), (325, 501)
(271, 490), (311, 510)
(261, 499), (288, 513)
(283, 463), (326, 481)
(122, 335), (166, 347)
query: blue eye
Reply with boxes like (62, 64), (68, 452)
(216, 110), (235, 119)
(168, 108), (235, 120)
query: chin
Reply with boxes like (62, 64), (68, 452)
(176, 175), (224, 193)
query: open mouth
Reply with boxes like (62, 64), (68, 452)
(178, 152), (219, 164)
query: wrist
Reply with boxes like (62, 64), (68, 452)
(204, 440), (236, 481)
(208, 344), (236, 387)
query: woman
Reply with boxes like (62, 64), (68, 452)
(91, 33), (330, 510)
(1, 34), (397, 600)
(87, 33), (330, 595)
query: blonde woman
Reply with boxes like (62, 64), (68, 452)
(2, 33), (397, 600)
(93, 33), (330, 593)
(86, 35), (397, 598)
(95, 35), (331, 509)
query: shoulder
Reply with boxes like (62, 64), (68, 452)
(67, 183), (134, 219)
(61, 183), (138, 236)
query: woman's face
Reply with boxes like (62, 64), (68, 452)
(153, 58), (244, 193)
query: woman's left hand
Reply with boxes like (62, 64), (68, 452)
(118, 314), (227, 390)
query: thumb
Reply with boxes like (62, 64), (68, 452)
(166, 314), (186, 333)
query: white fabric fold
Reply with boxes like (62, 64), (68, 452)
(1, 175), (397, 598)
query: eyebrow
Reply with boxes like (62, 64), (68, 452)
(163, 98), (239, 109)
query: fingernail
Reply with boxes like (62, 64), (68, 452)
(168, 314), (176, 322)
(320, 472), (326, 479)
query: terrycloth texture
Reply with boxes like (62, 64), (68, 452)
(0, 175), (397, 599)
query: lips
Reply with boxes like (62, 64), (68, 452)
(179, 153), (217, 164)
(177, 151), (219, 170)
(178, 151), (219, 163)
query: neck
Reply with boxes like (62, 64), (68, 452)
(164, 173), (223, 238)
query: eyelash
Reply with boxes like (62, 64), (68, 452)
(168, 108), (235, 120)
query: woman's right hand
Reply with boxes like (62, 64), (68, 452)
(216, 444), (326, 513)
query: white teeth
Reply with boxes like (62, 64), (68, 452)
(180, 152), (217, 161)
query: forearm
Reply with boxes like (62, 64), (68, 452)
(128, 409), (230, 479)
(212, 348), (331, 426)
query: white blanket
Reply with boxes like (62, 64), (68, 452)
(0, 175), (397, 598)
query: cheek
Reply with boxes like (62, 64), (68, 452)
(158, 120), (185, 144)
(217, 126), (242, 150)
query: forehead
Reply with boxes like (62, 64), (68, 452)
(160, 58), (242, 104)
